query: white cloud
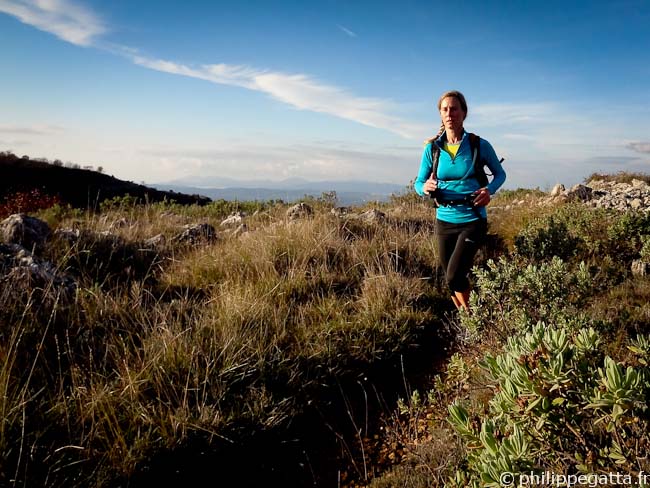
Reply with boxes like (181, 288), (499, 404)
(134, 143), (419, 184)
(131, 54), (425, 139)
(627, 142), (650, 154)
(501, 133), (535, 141)
(0, 123), (65, 135)
(0, 0), (106, 46)
(0, 1), (424, 139)
(336, 24), (357, 38)
(131, 56), (261, 90)
(10, 2), (644, 191)
(471, 102), (553, 126)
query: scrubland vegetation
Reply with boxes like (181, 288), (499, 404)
(1, 173), (650, 487)
(371, 181), (650, 487)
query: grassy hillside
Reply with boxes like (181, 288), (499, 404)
(1, 173), (649, 487)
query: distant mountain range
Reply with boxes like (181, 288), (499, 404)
(152, 178), (409, 206)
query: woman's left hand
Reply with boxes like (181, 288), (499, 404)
(473, 187), (491, 207)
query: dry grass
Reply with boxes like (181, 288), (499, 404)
(0, 199), (445, 486)
(488, 189), (559, 249)
(4, 179), (649, 487)
(585, 171), (650, 185)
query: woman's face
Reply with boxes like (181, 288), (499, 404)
(439, 96), (466, 133)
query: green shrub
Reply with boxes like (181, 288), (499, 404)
(514, 216), (582, 262)
(547, 205), (611, 258)
(512, 205), (650, 266)
(461, 257), (594, 340)
(36, 202), (84, 227)
(641, 235), (650, 262)
(607, 211), (650, 262)
(99, 193), (141, 211)
(494, 188), (546, 203)
(447, 325), (650, 487)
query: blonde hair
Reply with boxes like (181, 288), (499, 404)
(425, 90), (468, 145)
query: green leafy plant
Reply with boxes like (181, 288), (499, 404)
(514, 216), (582, 262)
(607, 211), (650, 262)
(461, 256), (594, 340)
(448, 325), (650, 486)
(99, 193), (141, 211)
(640, 235), (650, 262)
(512, 204), (650, 267)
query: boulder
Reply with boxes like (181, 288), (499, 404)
(632, 259), (650, 277)
(220, 212), (245, 226)
(0, 242), (76, 296)
(54, 228), (81, 244)
(567, 184), (593, 202)
(173, 223), (217, 245)
(331, 207), (351, 217)
(286, 203), (313, 221)
(630, 198), (644, 210)
(0, 214), (51, 251)
(144, 233), (166, 247)
(550, 183), (565, 197)
(359, 209), (386, 223)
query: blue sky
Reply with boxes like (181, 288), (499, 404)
(1, 0), (649, 190)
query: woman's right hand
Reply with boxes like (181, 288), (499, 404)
(423, 177), (438, 196)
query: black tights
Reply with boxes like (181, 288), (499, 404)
(436, 218), (487, 292)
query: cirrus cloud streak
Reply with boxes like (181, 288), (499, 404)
(0, 0), (424, 139)
(131, 54), (424, 139)
(0, 0), (106, 46)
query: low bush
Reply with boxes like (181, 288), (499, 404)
(447, 324), (650, 487)
(461, 256), (594, 340)
(513, 204), (650, 266)
(98, 193), (141, 211)
(641, 235), (650, 262)
(514, 216), (581, 262)
(607, 211), (650, 262)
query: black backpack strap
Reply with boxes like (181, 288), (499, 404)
(427, 140), (441, 207)
(429, 140), (441, 180)
(468, 133), (488, 188)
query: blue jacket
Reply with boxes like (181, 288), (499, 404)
(414, 130), (506, 223)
